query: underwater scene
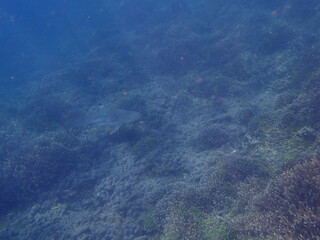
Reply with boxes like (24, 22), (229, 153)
(1, 0), (320, 239)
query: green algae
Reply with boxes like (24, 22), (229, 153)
(143, 208), (159, 233)
(201, 215), (237, 240)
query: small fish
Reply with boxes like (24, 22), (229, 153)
(75, 108), (141, 134)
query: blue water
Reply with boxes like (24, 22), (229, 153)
(0, 1), (320, 239)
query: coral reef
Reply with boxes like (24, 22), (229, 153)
(235, 158), (320, 239)
(1, 0), (320, 239)
(195, 125), (232, 150)
(0, 135), (77, 209)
